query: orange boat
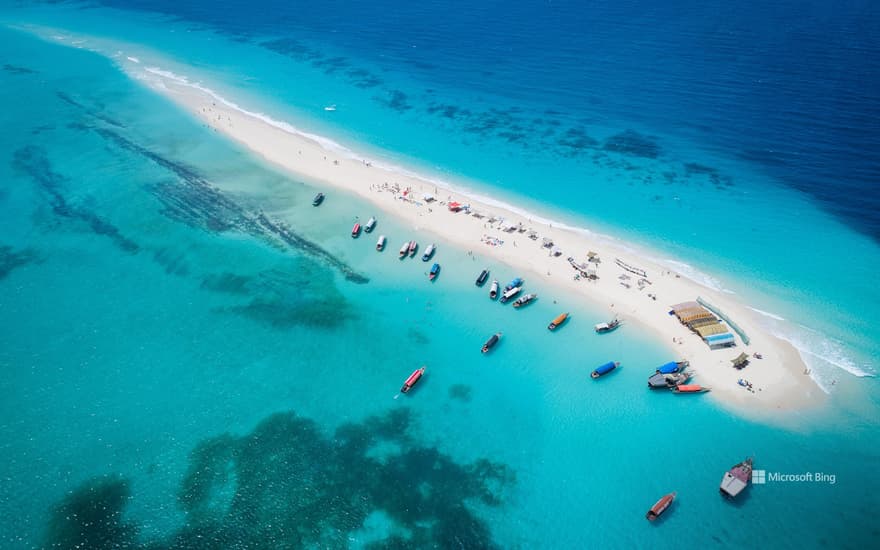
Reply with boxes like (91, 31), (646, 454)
(548, 312), (569, 331)
(672, 384), (710, 394)
(646, 492), (676, 521)
(401, 367), (426, 394)
(351, 222), (361, 238)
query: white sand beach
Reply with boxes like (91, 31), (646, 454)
(138, 67), (823, 416)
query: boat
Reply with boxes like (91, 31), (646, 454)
(481, 332), (502, 353)
(364, 216), (377, 233)
(648, 370), (693, 389)
(351, 223), (361, 238)
(512, 293), (537, 308)
(475, 269), (490, 287)
(720, 458), (753, 499)
(421, 243), (436, 261)
(504, 277), (524, 292)
(548, 312), (569, 330)
(591, 361), (619, 379)
(399, 241), (410, 258)
(429, 263), (440, 281)
(499, 285), (522, 304)
(656, 360), (690, 375)
(376, 235), (386, 251)
(324, 104), (337, 112)
(489, 280), (499, 300)
(312, 192), (325, 206)
(408, 241), (418, 258)
(672, 384), (710, 394)
(595, 317), (621, 334)
(646, 492), (676, 521)
(400, 367), (426, 394)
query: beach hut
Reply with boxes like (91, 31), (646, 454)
(695, 323), (728, 337)
(551, 246), (563, 257)
(587, 251), (601, 263)
(705, 333), (735, 349)
(528, 230), (539, 240)
(731, 352), (750, 370)
(542, 237), (554, 249)
(423, 193), (435, 203)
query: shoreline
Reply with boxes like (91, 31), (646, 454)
(130, 59), (824, 416)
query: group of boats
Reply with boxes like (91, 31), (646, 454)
(645, 457), (754, 522)
(647, 361), (710, 393)
(351, 216), (377, 238)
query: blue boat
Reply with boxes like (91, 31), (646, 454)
(656, 360), (689, 374)
(504, 277), (524, 291)
(429, 263), (440, 281)
(592, 361), (619, 379)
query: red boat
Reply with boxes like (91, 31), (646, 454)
(646, 492), (676, 521)
(672, 384), (710, 394)
(351, 222), (361, 238)
(400, 367), (426, 393)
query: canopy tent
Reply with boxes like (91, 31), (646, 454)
(705, 333), (735, 349)
(448, 201), (463, 211)
(731, 352), (750, 368)
(670, 301), (700, 312)
(423, 193), (435, 202)
(695, 323), (729, 337)
(542, 237), (554, 248)
(678, 310), (716, 324)
(551, 246), (562, 256)
(689, 317), (721, 329)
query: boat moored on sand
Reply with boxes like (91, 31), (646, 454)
(499, 285), (522, 304)
(489, 280), (499, 300)
(364, 216), (377, 233)
(656, 360), (690, 374)
(482, 332), (502, 353)
(351, 222), (361, 238)
(720, 458), (753, 499)
(475, 269), (490, 287)
(421, 243), (436, 261)
(672, 384), (710, 394)
(512, 293), (537, 308)
(429, 263), (440, 281)
(548, 312), (569, 330)
(591, 361), (619, 379)
(312, 192), (324, 206)
(646, 492), (676, 521)
(595, 317), (621, 333)
(400, 367), (426, 394)
(376, 235), (386, 251)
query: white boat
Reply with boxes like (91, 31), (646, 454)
(376, 235), (386, 251)
(421, 243), (436, 262)
(399, 241), (410, 258)
(499, 285), (522, 304)
(408, 241), (418, 258)
(489, 280), (499, 300)
(324, 104), (337, 111)
(512, 293), (537, 308)
(364, 216), (377, 233)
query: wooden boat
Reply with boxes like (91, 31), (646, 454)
(364, 216), (377, 233)
(376, 235), (386, 251)
(351, 222), (361, 238)
(475, 269), (490, 287)
(499, 285), (522, 304)
(504, 277), (524, 292)
(489, 280), (499, 300)
(512, 293), (537, 308)
(421, 243), (436, 261)
(400, 367), (426, 394)
(548, 312), (569, 331)
(429, 263), (440, 281)
(656, 360), (690, 374)
(645, 492), (676, 521)
(595, 317), (621, 334)
(647, 370), (693, 389)
(481, 332), (502, 353)
(408, 240), (418, 258)
(399, 241), (410, 258)
(312, 192), (324, 206)
(591, 361), (619, 379)
(720, 458), (753, 499)
(672, 384), (710, 394)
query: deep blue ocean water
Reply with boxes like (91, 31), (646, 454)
(1, 1), (879, 548)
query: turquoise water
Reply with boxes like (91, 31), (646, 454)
(0, 3), (879, 549)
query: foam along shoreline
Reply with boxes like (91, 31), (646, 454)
(133, 60), (823, 415)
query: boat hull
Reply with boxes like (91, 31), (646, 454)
(351, 223), (361, 238)
(646, 493), (676, 521)
(548, 313), (569, 330)
(591, 361), (618, 379)
(489, 280), (499, 299)
(475, 270), (489, 286)
(401, 367), (426, 394)
(481, 333), (501, 353)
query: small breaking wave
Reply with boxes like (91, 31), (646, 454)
(747, 306), (786, 321)
(658, 259), (734, 294)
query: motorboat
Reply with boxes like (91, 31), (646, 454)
(475, 269), (490, 287)
(400, 367), (426, 394)
(512, 293), (537, 308)
(489, 280), (499, 300)
(499, 285), (522, 304)
(591, 361), (619, 379)
(504, 277), (524, 292)
(376, 235), (386, 251)
(656, 360), (690, 375)
(595, 318), (621, 334)
(481, 332), (502, 353)
(364, 216), (377, 233)
(648, 370), (693, 389)
(312, 192), (324, 206)
(720, 458), (753, 499)
(351, 222), (361, 238)
(399, 241), (410, 258)
(548, 312), (569, 330)
(429, 263), (440, 281)
(672, 384), (710, 394)
(408, 240), (418, 258)
(645, 492), (676, 521)
(421, 243), (436, 261)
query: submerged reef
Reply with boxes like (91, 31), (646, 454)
(44, 409), (514, 548)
